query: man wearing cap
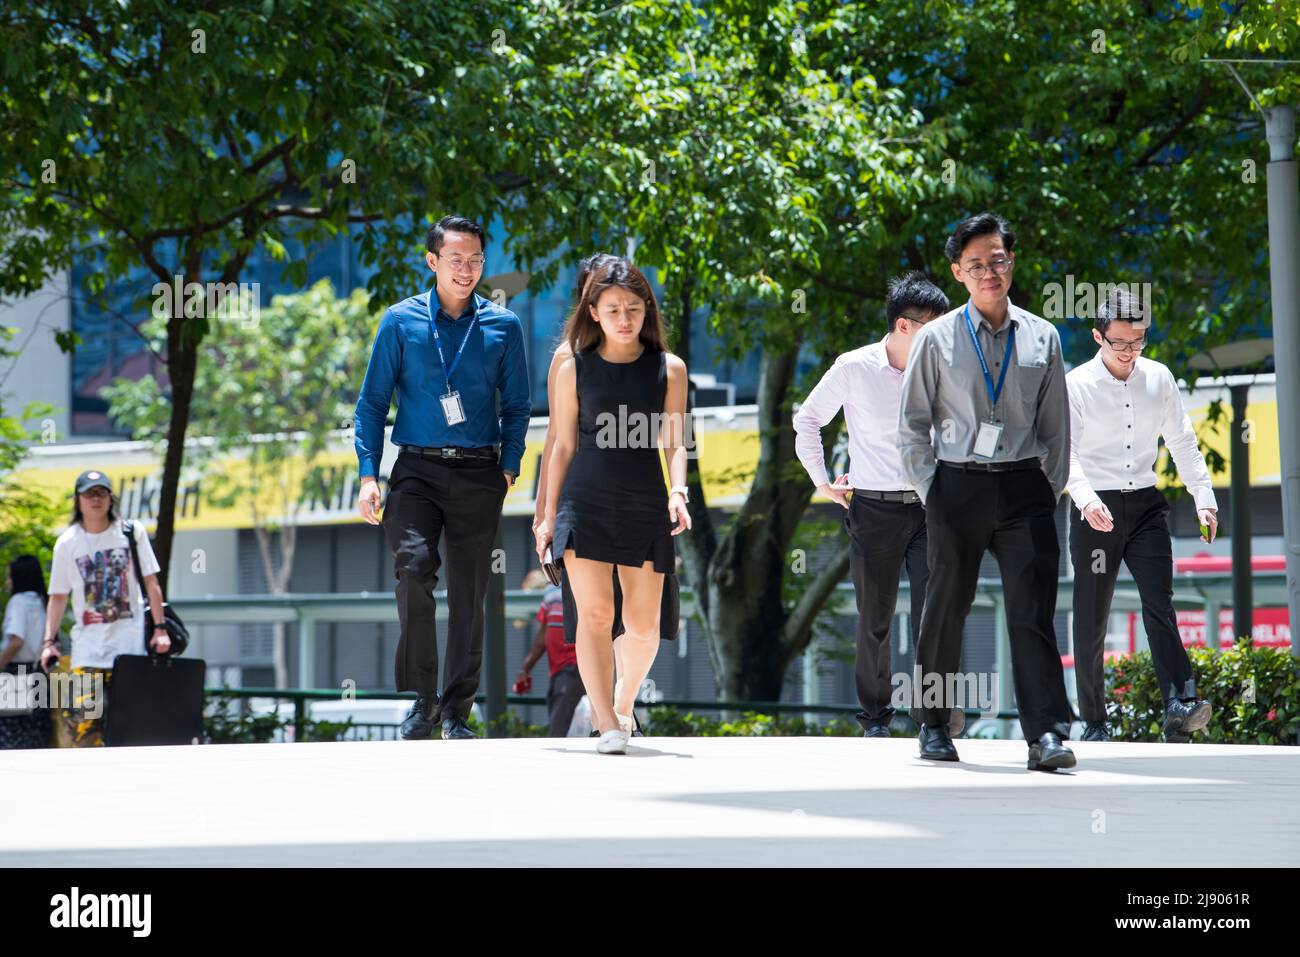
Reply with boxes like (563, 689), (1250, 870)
(354, 215), (530, 740)
(40, 470), (171, 746)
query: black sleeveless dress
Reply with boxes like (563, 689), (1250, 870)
(552, 346), (676, 573)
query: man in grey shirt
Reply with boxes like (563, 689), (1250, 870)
(899, 211), (1076, 771)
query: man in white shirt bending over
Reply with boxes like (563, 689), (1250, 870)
(1066, 287), (1217, 743)
(793, 272), (950, 738)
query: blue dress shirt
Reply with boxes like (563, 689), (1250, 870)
(354, 277), (530, 480)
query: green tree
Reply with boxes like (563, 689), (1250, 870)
(0, 325), (64, 585)
(0, 0), (561, 589)
(105, 281), (377, 687)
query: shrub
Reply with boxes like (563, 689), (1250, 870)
(1104, 634), (1299, 744)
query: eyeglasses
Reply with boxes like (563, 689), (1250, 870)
(1101, 334), (1147, 353)
(436, 255), (486, 272)
(79, 488), (110, 499)
(960, 258), (1012, 280)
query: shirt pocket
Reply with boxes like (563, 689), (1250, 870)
(1009, 360), (1049, 428)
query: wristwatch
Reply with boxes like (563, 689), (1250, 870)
(670, 485), (690, 503)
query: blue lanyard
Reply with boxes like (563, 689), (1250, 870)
(426, 283), (479, 392)
(963, 304), (1015, 409)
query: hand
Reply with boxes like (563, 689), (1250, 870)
(535, 511), (555, 565)
(503, 469), (516, 489)
(358, 478), (383, 525)
(819, 481), (851, 509)
(1082, 500), (1114, 532)
(669, 492), (692, 536)
(40, 641), (61, 672)
(150, 629), (172, 654)
(1198, 508), (1218, 543)
(513, 671), (533, 694)
(532, 515), (549, 550)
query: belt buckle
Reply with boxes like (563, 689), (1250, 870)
(441, 447), (461, 460)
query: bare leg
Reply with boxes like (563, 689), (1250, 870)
(613, 561), (664, 718)
(564, 551), (620, 735)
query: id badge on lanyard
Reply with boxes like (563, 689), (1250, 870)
(440, 391), (466, 426)
(964, 305), (1014, 459)
(972, 420), (1003, 458)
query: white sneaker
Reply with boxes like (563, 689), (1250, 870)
(596, 729), (629, 754)
(616, 712), (635, 734)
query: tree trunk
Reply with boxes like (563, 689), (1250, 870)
(152, 274), (202, 594)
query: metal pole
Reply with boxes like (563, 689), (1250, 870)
(1263, 105), (1300, 655)
(1229, 383), (1253, 642)
(484, 524), (507, 736)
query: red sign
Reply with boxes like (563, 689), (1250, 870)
(1172, 608), (1291, 649)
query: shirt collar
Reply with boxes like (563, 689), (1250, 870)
(1089, 350), (1140, 384)
(430, 273), (481, 322)
(966, 299), (1019, 336)
(877, 333), (905, 376)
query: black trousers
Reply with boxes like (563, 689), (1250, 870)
(914, 463), (1073, 742)
(847, 494), (928, 722)
(1070, 486), (1195, 721)
(545, 664), (585, 737)
(381, 451), (508, 720)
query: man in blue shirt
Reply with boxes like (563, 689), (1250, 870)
(355, 215), (530, 740)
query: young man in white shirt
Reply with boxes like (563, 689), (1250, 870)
(793, 272), (949, 737)
(1066, 288), (1217, 743)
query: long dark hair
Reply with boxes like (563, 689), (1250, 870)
(557, 252), (620, 351)
(567, 258), (667, 356)
(8, 555), (47, 606)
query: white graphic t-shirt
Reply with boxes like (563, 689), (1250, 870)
(2, 591), (46, 664)
(48, 521), (161, 669)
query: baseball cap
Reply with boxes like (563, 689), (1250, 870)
(74, 470), (113, 494)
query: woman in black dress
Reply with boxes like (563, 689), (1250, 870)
(538, 258), (691, 753)
(532, 254), (683, 736)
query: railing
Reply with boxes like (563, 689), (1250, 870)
(205, 685), (1024, 741)
(173, 571), (1292, 724)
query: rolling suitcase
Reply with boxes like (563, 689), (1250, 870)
(105, 654), (206, 746)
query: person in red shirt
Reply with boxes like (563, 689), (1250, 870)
(516, 583), (584, 736)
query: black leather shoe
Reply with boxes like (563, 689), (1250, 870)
(1162, 698), (1211, 738)
(399, 695), (439, 740)
(918, 724), (959, 761)
(1081, 721), (1111, 742)
(441, 717), (477, 740)
(864, 723), (891, 738)
(1027, 732), (1077, 771)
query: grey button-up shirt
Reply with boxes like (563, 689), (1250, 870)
(898, 299), (1070, 503)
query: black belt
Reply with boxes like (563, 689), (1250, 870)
(939, 457), (1040, 473)
(854, 488), (921, 504)
(401, 445), (497, 462)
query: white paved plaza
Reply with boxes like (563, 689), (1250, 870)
(2, 736), (1296, 867)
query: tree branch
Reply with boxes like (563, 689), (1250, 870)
(781, 541), (851, 655)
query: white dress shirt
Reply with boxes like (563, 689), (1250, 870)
(793, 337), (911, 490)
(1066, 353), (1218, 513)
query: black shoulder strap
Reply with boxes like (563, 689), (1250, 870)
(123, 520), (147, 594)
